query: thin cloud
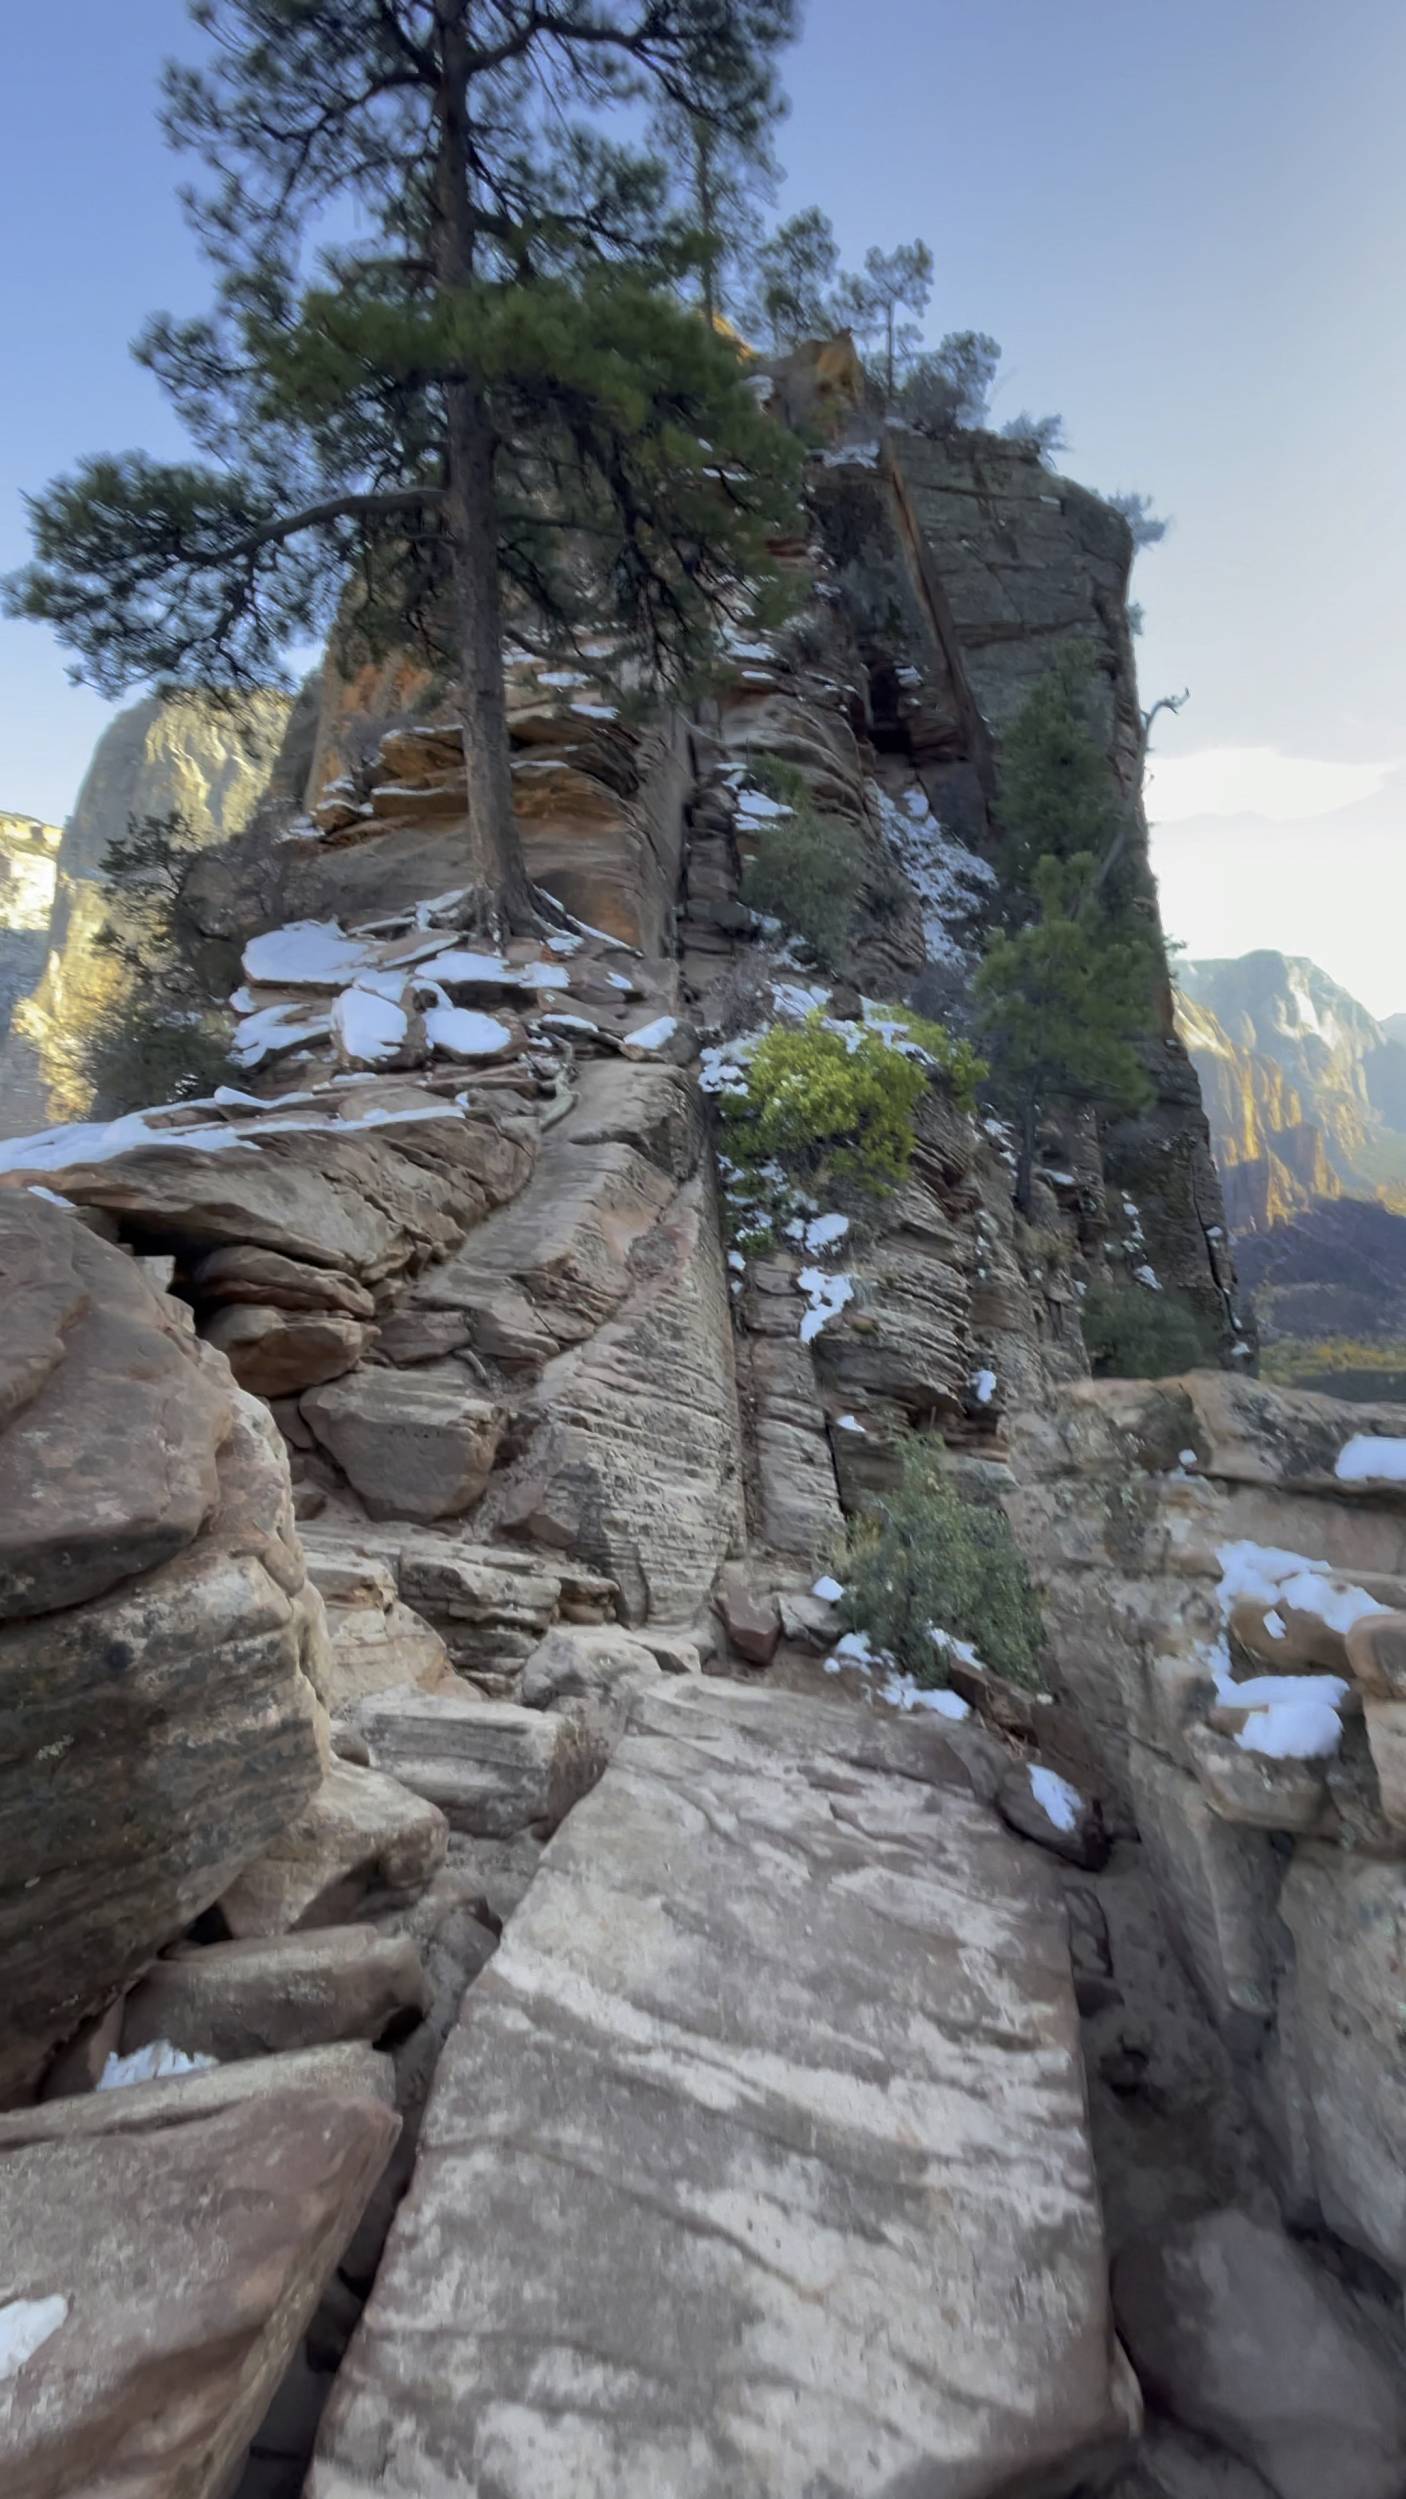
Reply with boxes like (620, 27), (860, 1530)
(1145, 746), (1396, 825)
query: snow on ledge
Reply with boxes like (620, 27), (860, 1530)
(1335, 1434), (1406, 1486)
(99, 2039), (216, 2089)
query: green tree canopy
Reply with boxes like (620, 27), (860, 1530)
(995, 640), (1125, 901)
(976, 855), (1159, 1207)
(839, 239), (934, 403)
(745, 206), (843, 346)
(897, 329), (1001, 432)
(5, 0), (802, 931)
(650, 94), (778, 328)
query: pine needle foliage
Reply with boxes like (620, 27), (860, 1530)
(738, 760), (859, 965)
(1080, 1283), (1214, 1379)
(996, 641), (1121, 901)
(839, 1442), (1045, 1688)
(80, 810), (231, 1114)
(4, 0), (802, 927)
(978, 648), (1162, 1207)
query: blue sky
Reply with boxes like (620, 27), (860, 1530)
(4, 0), (1405, 1006)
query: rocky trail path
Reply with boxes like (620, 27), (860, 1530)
(311, 1675), (1132, 2499)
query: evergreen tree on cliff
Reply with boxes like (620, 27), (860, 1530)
(5, 0), (800, 931)
(977, 646), (1160, 1209)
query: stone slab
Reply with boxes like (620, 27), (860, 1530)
(0, 2088), (396, 2499)
(311, 1677), (1131, 2498)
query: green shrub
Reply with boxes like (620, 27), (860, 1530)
(738, 763), (859, 966)
(866, 1002), (986, 1111)
(723, 1015), (926, 1193)
(1081, 1281), (1213, 1379)
(839, 1442), (1045, 1688)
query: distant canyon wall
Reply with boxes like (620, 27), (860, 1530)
(1177, 950), (1406, 1233)
(0, 692), (299, 1133)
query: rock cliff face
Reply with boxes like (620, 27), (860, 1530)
(1177, 950), (1406, 1230)
(4, 409), (1401, 2499)
(0, 815), (61, 1132)
(812, 431), (1236, 1357)
(0, 690), (296, 1132)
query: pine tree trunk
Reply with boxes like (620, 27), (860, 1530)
(696, 125), (718, 331)
(432, 0), (537, 932)
(443, 380), (536, 929)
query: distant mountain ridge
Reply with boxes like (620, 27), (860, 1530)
(1175, 950), (1406, 1231)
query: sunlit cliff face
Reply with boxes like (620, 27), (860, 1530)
(0, 694), (292, 1133)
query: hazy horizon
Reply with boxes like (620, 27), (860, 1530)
(4, 0), (1405, 1014)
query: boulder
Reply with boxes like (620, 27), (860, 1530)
(31, 1092), (535, 1286)
(302, 1367), (505, 1520)
(191, 1244), (376, 1320)
(1364, 1696), (1406, 1829)
(203, 1302), (372, 1395)
(397, 1540), (561, 1668)
(371, 1306), (473, 1364)
(303, 1547), (455, 1710)
(0, 1192), (230, 1619)
(0, 2088), (397, 2499)
(120, 1926), (428, 2064)
(0, 1362), (328, 2101)
(1276, 1850), (1406, 2275)
(1346, 1609), (1406, 1699)
(358, 1688), (606, 1837)
(1184, 1721), (1331, 1834)
(634, 1628), (704, 1676)
(1113, 2208), (1406, 2499)
(326, 1593), (453, 1709)
(518, 1624), (663, 1711)
(0, 2043), (396, 2148)
(997, 1759), (1108, 1868)
(714, 1563), (783, 1666)
(219, 1761), (448, 1936)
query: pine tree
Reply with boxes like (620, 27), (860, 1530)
(651, 96), (777, 329)
(975, 857), (1159, 1211)
(898, 330), (1001, 432)
(995, 640), (1123, 901)
(746, 207), (842, 347)
(840, 240), (934, 404)
(978, 645), (1161, 1208)
(4, 0), (801, 932)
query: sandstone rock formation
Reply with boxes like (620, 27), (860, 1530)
(0, 690), (296, 1133)
(0, 2087), (397, 2498)
(0, 812), (59, 1129)
(1008, 1369), (1406, 2288)
(4, 401), (1397, 2499)
(1177, 949), (1406, 1231)
(1113, 2207), (1406, 2499)
(312, 1679), (1137, 2499)
(0, 1193), (329, 2100)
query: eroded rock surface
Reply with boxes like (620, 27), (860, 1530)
(0, 2086), (396, 2499)
(311, 1678), (1133, 2498)
(0, 1198), (328, 2100)
(1009, 1368), (1406, 2287)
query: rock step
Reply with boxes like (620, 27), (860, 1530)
(311, 1677), (1132, 2497)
